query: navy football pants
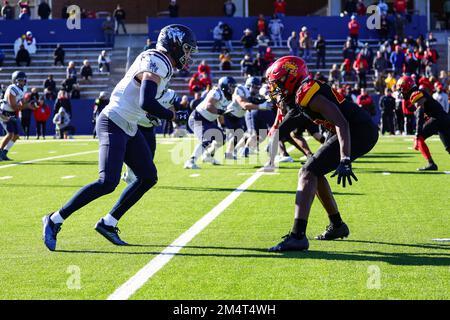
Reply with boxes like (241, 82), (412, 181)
(59, 113), (157, 221)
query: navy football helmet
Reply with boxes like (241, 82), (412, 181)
(156, 24), (198, 70)
(218, 76), (237, 100)
(12, 71), (27, 87)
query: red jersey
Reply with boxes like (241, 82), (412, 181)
(348, 20), (359, 35)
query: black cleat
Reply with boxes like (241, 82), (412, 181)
(315, 222), (350, 240)
(0, 150), (11, 161)
(95, 219), (128, 246)
(268, 233), (309, 252)
(417, 163), (438, 171)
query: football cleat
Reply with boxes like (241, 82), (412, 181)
(42, 214), (62, 251)
(276, 156), (294, 163)
(95, 219), (128, 246)
(417, 163), (438, 171)
(184, 159), (201, 169)
(0, 150), (11, 161)
(202, 155), (221, 165)
(268, 233), (309, 252)
(239, 147), (250, 158)
(258, 164), (276, 172)
(224, 152), (237, 160)
(315, 222), (350, 240)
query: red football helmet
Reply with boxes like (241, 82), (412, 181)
(396, 75), (417, 97)
(266, 56), (309, 102)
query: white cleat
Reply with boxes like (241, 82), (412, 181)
(202, 155), (221, 165)
(184, 159), (201, 169)
(258, 163), (276, 172)
(276, 156), (294, 163)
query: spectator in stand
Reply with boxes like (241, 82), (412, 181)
(373, 51), (389, 81)
(98, 50), (111, 73)
(53, 108), (75, 139)
(394, 13), (406, 40)
(80, 60), (93, 83)
(356, 88), (376, 116)
(43, 87), (56, 100)
(426, 32), (437, 47)
(390, 45), (405, 76)
(19, 7), (30, 20)
(378, 12), (389, 41)
(287, 31), (299, 56)
(433, 83), (449, 113)
(92, 91), (110, 138)
(113, 4), (127, 34)
(221, 22), (233, 52)
(143, 38), (154, 51)
(34, 96), (51, 140)
(197, 59), (212, 85)
(54, 90), (72, 116)
(20, 88), (37, 140)
(43, 74), (56, 95)
(219, 49), (232, 71)
(385, 72), (397, 90)
(103, 16), (115, 47)
(256, 14), (267, 34)
(66, 61), (77, 82)
(438, 70), (449, 88)
(223, 0), (236, 17)
(379, 88), (396, 135)
(1, 1), (14, 19)
(356, 0), (366, 15)
(16, 45), (31, 66)
(329, 64), (342, 85)
(348, 15), (360, 48)
(378, 0), (389, 16)
(61, 2), (69, 19)
(299, 26), (312, 61)
(252, 53), (268, 76)
(314, 71), (327, 82)
(241, 28), (256, 57)
(38, 0), (51, 19)
(269, 15), (284, 47)
(343, 40), (356, 63)
(314, 34), (326, 69)
(273, 0), (286, 18)
(402, 96), (415, 135)
(241, 54), (254, 77)
(212, 22), (224, 53)
(343, 0), (357, 15)
(264, 47), (275, 67)
(445, 0), (450, 30)
(54, 44), (65, 66)
(393, 90), (404, 135)
(353, 53), (369, 88)
(257, 31), (270, 56)
(341, 58), (354, 82)
(188, 72), (203, 95)
(394, 0), (408, 15)
(360, 43), (374, 71)
(168, 0), (179, 18)
(71, 84), (81, 99)
(404, 48), (420, 75)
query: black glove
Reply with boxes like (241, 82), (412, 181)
(330, 158), (358, 188)
(146, 113), (161, 127)
(175, 110), (189, 123)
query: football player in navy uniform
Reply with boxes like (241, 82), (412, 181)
(224, 77), (272, 160)
(42, 25), (197, 251)
(266, 56), (379, 252)
(0, 71), (29, 161)
(184, 76), (236, 169)
(397, 75), (450, 171)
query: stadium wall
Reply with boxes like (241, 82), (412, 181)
(147, 15), (427, 41)
(0, 19), (106, 45)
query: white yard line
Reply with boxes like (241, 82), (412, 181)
(107, 171), (265, 300)
(0, 150), (98, 170)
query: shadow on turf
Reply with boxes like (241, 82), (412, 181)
(55, 241), (450, 266)
(18, 160), (98, 166)
(357, 169), (446, 175)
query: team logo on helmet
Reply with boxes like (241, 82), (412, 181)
(165, 27), (186, 45)
(282, 61), (298, 76)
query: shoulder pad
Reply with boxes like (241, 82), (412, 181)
(410, 90), (424, 104)
(139, 50), (172, 79)
(295, 80), (321, 107)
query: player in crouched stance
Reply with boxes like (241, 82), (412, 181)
(42, 24), (197, 251)
(266, 56), (379, 252)
(184, 76), (236, 169)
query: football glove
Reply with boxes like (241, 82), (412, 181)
(146, 114), (162, 127)
(330, 158), (358, 188)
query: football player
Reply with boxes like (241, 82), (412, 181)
(224, 77), (272, 160)
(266, 56), (379, 252)
(0, 71), (29, 161)
(397, 75), (450, 171)
(42, 25), (197, 251)
(184, 76), (236, 169)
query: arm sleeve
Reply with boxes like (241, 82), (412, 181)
(140, 79), (174, 120)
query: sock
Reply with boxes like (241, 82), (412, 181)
(103, 214), (118, 227)
(50, 211), (65, 224)
(5, 141), (14, 151)
(416, 137), (433, 162)
(329, 212), (343, 226)
(291, 218), (307, 239)
(191, 143), (204, 162)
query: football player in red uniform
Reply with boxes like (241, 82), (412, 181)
(397, 75), (450, 171)
(266, 56), (379, 252)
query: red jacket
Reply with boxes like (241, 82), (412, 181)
(394, 0), (407, 14)
(274, 0), (286, 14)
(356, 94), (373, 107)
(353, 57), (368, 71)
(197, 63), (211, 76)
(348, 20), (359, 36)
(34, 104), (51, 122)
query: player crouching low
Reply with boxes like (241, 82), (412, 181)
(265, 56), (379, 252)
(184, 76), (236, 169)
(397, 76), (450, 171)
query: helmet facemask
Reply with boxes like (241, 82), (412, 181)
(177, 43), (197, 70)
